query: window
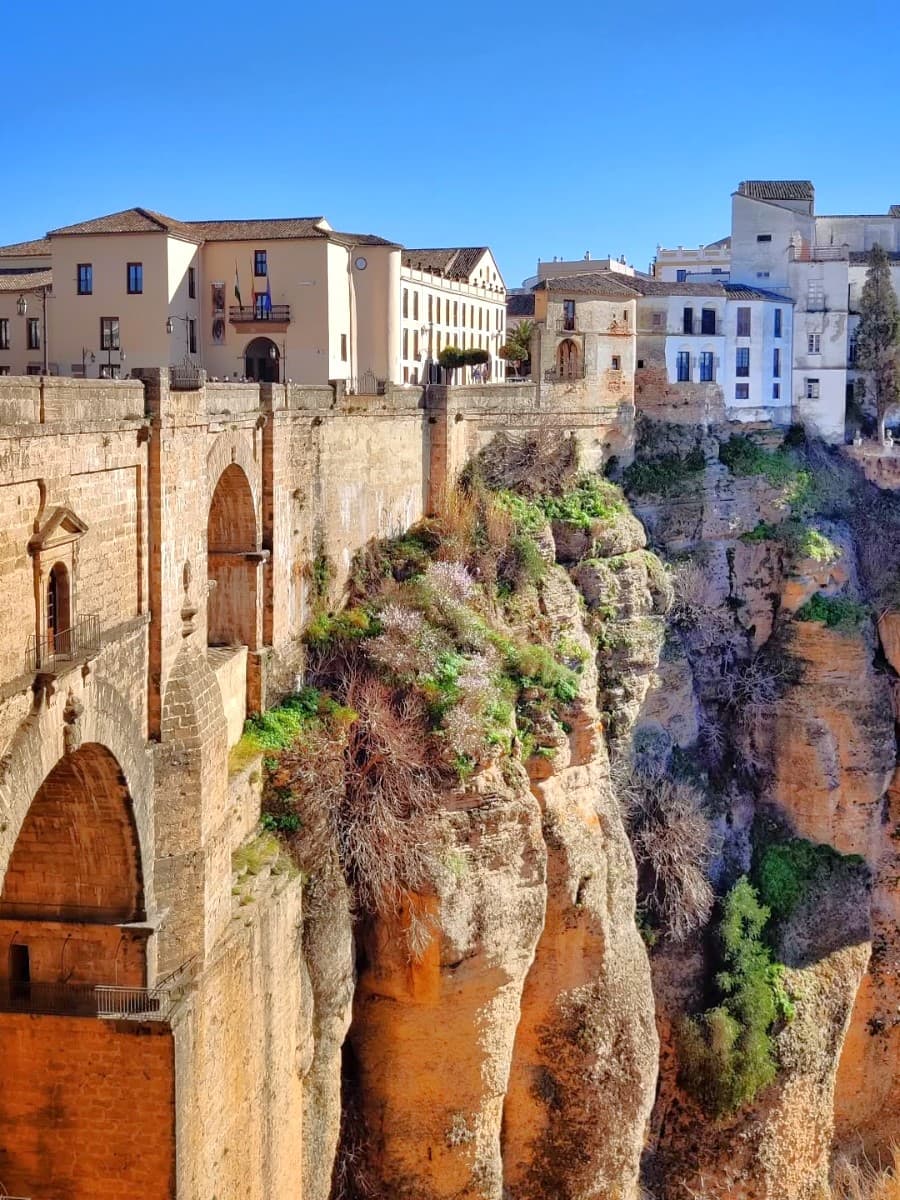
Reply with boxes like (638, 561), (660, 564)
(127, 262), (143, 294)
(676, 269), (687, 282)
(188, 319), (197, 355)
(435, 298), (441, 324)
(403, 328), (409, 358)
(676, 351), (691, 382)
(756, 271), (770, 279)
(773, 383), (781, 400)
(100, 316), (120, 350)
(453, 300), (458, 325)
(0, 366), (9, 375)
(9, 943), (30, 1002)
(700, 351), (714, 382)
(403, 367), (409, 383)
(736, 307), (751, 337)
(414, 330), (419, 358)
(562, 299), (576, 331)
(611, 355), (621, 371)
(652, 311), (664, 328)
(808, 333), (821, 354)
(427, 295), (433, 322)
(403, 288), (409, 318)
(414, 292), (419, 320)
(683, 307), (693, 334)
(806, 378), (820, 399)
(849, 335), (857, 365)
(478, 308), (483, 330)
(26, 364), (42, 375)
(736, 346), (750, 377)
(254, 250), (267, 277)
(77, 263), (93, 295)
(774, 308), (782, 338)
(27, 318), (40, 350)
(773, 348), (781, 377)
(735, 383), (750, 400)
(808, 281), (824, 309)
(99, 363), (120, 379)
(701, 308), (716, 335)
(0, 318), (8, 350)
(188, 266), (196, 299)
(637, 358), (645, 369)
(47, 562), (71, 651)
(757, 234), (772, 243)
(341, 333), (348, 362)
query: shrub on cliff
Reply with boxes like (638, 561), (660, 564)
(795, 592), (869, 632)
(622, 447), (705, 497)
(678, 877), (793, 1116)
(754, 836), (866, 925)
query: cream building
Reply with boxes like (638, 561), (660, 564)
(399, 248), (506, 384)
(0, 208), (507, 389)
(652, 238), (731, 283)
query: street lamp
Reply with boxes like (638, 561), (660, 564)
(267, 340), (287, 383)
(17, 287), (51, 374)
(165, 313), (193, 360)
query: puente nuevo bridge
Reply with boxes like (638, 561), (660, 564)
(0, 368), (625, 1198)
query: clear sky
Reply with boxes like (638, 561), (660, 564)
(3, 0), (896, 287)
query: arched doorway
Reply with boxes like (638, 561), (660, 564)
(244, 336), (280, 382)
(557, 338), (580, 379)
(47, 561), (71, 654)
(207, 463), (260, 648)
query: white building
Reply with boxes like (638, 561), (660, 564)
(652, 238), (731, 283)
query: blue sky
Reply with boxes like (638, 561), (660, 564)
(3, 0), (896, 286)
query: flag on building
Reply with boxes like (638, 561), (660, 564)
(234, 263), (242, 308)
(264, 273), (272, 315)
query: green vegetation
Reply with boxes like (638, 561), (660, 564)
(304, 606), (377, 648)
(493, 489), (547, 536)
(536, 473), (626, 529)
(740, 520), (840, 563)
(755, 836), (865, 923)
(855, 243), (900, 442)
(795, 592), (869, 631)
(719, 435), (815, 510)
(622, 447), (705, 497)
(679, 877), (793, 1117)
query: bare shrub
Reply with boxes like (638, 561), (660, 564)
(831, 1145), (900, 1200)
(671, 558), (733, 649)
(616, 760), (715, 941)
(469, 428), (579, 498)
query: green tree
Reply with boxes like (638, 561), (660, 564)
(855, 244), (900, 443)
(499, 319), (534, 376)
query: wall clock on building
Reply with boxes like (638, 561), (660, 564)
(354, 257), (368, 270)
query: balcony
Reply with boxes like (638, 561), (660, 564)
(25, 613), (100, 675)
(789, 245), (849, 263)
(0, 980), (169, 1020)
(544, 365), (586, 382)
(554, 317), (579, 334)
(229, 305), (291, 324)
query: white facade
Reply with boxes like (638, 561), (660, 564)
(653, 239), (731, 283)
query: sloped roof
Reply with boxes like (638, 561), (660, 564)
(188, 217), (329, 241)
(704, 236), (731, 250)
(48, 207), (201, 241)
(890, 206), (900, 219)
(0, 237), (51, 258)
(737, 181), (814, 202)
(629, 277), (727, 297)
(534, 271), (642, 297)
(724, 283), (794, 303)
(507, 292), (535, 317)
(0, 269), (52, 292)
(402, 247), (489, 280)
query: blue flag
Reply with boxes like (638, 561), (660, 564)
(264, 273), (272, 314)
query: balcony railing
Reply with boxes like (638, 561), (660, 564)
(229, 305), (291, 324)
(554, 317), (578, 333)
(544, 366), (586, 382)
(0, 979), (168, 1020)
(789, 245), (849, 262)
(25, 612), (100, 675)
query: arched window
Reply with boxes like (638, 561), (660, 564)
(47, 562), (71, 654)
(557, 338), (580, 379)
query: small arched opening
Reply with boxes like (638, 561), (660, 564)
(207, 463), (260, 648)
(47, 561), (71, 654)
(244, 336), (280, 383)
(556, 338), (580, 379)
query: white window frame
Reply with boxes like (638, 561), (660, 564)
(808, 333), (821, 354)
(806, 378), (820, 399)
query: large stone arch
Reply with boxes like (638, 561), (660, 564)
(1, 742), (144, 923)
(207, 460), (264, 651)
(0, 678), (154, 912)
(206, 428), (261, 538)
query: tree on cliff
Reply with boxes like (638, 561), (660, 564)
(855, 244), (900, 443)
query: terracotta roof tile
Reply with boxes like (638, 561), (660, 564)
(0, 237), (51, 258)
(401, 247), (490, 280)
(737, 180), (814, 202)
(48, 207), (200, 241)
(0, 269), (52, 292)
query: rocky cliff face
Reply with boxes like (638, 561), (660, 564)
(257, 424), (900, 1200)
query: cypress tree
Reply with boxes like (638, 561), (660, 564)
(855, 243), (900, 443)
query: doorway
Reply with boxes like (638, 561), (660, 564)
(244, 337), (280, 383)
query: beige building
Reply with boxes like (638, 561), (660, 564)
(0, 209), (507, 389)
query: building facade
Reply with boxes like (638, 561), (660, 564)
(0, 209), (506, 390)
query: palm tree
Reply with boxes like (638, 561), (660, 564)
(500, 320), (534, 377)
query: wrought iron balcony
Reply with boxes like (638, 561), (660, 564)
(554, 317), (579, 333)
(25, 612), (100, 675)
(229, 305), (291, 324)
(544, 365), (586, 382)
(0, 980), (168, 1020)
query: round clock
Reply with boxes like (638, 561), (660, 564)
(354, 256), (368, 270)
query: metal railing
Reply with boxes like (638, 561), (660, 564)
(554, 317), (578, 333)
(228, 304), (291, 323)
(789, 245), (848, 262)
(544, 365), (586, 381)
(170, 362), (204, 390)
(25, 612), (99, 674)
(348, 370), (387, 395)
(0, 979), (168, 1020)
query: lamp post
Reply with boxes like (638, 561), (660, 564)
(165, 313), (193, 360)
(267, 340), (287, 384)
(17, 286), (51, 375)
